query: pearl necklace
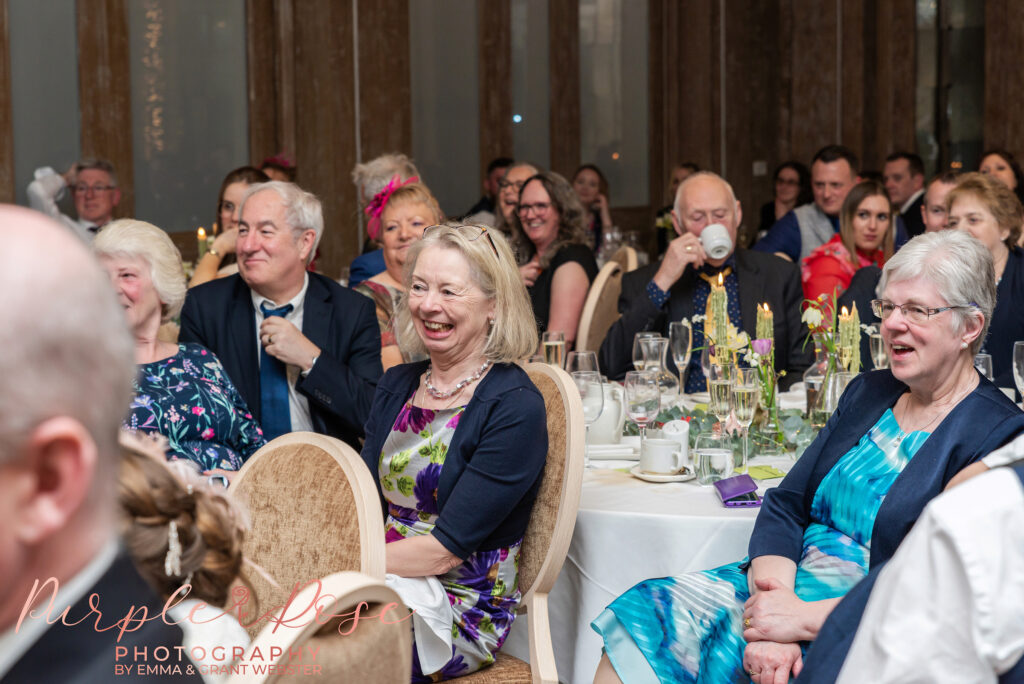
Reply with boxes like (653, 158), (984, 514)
(424, 360), (492, 400)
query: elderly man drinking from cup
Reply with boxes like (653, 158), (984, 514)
(598, 171), (810, 391)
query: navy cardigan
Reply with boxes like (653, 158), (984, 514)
(750, 369), (1024, 570)
(360, 361), (548, 559)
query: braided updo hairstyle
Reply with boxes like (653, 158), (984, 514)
(119, 438), (249, 606)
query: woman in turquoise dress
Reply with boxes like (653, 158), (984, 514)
(95, 220), (265, 480)
(360, 224), (546, 681)
(593, 230), (1024, 683)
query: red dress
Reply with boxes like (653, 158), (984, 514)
(801, 234), (885, 302)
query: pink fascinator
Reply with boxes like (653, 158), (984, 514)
(365, 174), (420, 241)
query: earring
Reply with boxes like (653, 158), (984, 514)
(960, 341), (968, 350)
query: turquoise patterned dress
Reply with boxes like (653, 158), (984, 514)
(378, 399), (523, 682)
(125, 343), (265, 472)
(592, 409), (929, 683)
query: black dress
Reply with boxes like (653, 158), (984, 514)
(527, 243), (599, 334)
(984, 247), (1024, 393)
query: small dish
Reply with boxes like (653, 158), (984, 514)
(630, 464), (695, 483)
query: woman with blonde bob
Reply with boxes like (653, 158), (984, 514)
(95, 220), (265, 479)
(360, 224), (547, 681)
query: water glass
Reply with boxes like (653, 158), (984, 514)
(567, 350), (599, 375)
(632, 332), (659, 371)
(693, 431), (735, 485)
(1014, 342), (1024, 403)
(572, 370), (604, 468)
(542, 331), (566, 368)
(974, 353), (993, 381)
(869, 333), (888, 370)
(624, 370), (660, 442)
(669, 321), (693, 388)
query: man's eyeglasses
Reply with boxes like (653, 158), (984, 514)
(871, 299), (976, 325)
(498, 179), (526, 192)
(517, 202), (552, 217)
(423, 224), (499, 258)
(73, 184), (116, 194)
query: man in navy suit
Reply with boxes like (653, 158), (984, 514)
(180, 182), (382, 449)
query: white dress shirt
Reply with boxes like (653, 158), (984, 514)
(982, 432), (1024, 468)
(25, 167), (99, 242)
(900, 188), (926, 215)
(250, 273), (313, 433)
(836, 467), (1024, 683)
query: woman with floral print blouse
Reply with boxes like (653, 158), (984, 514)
(95, 220), (264, 481)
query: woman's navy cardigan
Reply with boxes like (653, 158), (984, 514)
(360, 360), (548, 559)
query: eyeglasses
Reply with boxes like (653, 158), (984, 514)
(422, 224), (499, 258)
(498, 179), (526, 192)
(517, 202), (552, 217)
(73, 183), (116, 194)
(871, 299), (976, 325)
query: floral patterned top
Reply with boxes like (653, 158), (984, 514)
(125, 343), (265, 472)
(379, 399), (523, 682)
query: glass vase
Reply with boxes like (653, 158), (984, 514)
(641, 337), (680, 399)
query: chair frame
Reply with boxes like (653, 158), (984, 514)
(575, 259), (623, 353)
(610, 245), (638, 272)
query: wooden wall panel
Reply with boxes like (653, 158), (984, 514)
(246, 0), (281, 165)
(789, 0), (838, 166)
(357, 0), (411, 162)
(984, 1), (1024, 153)
(77, 0), (133, 217)
(548, 0), (579, 177)
(478, 0), (512, 177)
(293, 0), (355, 276)
(0, 0), (13, 203)
(839, 0), (867, 165)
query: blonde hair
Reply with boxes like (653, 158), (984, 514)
(947, 171), (1024, 247)
(394, 224), (538, 363)
(94, 219), (187, 322)
(381, 183), (445, 226)
(119, 437), (250, 606)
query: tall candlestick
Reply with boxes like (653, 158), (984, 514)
(756, 302), (774, 343)
(197, 227), (207, 258)
(706, 273), (729, 349)
(850, 302), (861, 373)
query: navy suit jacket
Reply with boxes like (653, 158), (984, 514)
(598, 248), (812, 386)
(180, 273), (382, 449)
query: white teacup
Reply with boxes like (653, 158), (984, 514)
(700, 223), (733, 260)
(640, 438), (686, 475)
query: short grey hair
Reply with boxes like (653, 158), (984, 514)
(352, 153), (420, 205)
(75, 157), (118, 187)
(673, 171), (739, 219)
(239, 181), (323, 261)
(94, 219), (187, 322)
(0, 208), (135, 492)
(878, 230), (995, 354)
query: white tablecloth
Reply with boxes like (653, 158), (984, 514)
(503, 455), (794, 684)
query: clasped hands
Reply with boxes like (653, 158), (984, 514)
(741, 577), (811, 684)
(260, 317), (320, 372)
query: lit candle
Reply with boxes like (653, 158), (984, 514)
(850, 302), (861, 372)
(197, 227), (207, 258)
(212, 221), (219, 236)
(705, 272), (729, 348)
(756, 302), (774, 343)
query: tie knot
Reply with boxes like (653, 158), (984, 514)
(261, 302), (294, 318)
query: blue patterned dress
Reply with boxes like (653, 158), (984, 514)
(593, 409), (929, 683)
(125, 343), (265, 472)
(378, 399), (523, 682)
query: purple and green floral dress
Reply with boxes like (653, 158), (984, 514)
(125, 343), (265, 473)
(379, 398), (523, 682)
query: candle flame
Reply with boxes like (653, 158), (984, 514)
(717, 272), (723, 286)
(197, 227), (206, 240)
(841, 306), (849, 316)
(763, 303), (770, 313)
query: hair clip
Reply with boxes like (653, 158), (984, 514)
(165, 520), (183, 577)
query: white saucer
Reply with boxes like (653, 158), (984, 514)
(630, 464), (695, 483)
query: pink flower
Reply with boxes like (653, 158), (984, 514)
(191, 406), (204, 416)
(751, 338), (773, 356)
(201, 428), (214, 440)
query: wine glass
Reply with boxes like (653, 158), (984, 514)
(707, 363), (735, 427)
(731, 367), (759, 473)
(572, 371), (604, 468)
(974, 353), (994, 381)
(567, 350), (599, 374)
(669, 322), (693, 389)
(542, 331), (565, 368)
(632, 332), (659, 371)
(624, 370), (660, 443)
(1013, 341), (1024, 405)
(869, 333), (888, 370)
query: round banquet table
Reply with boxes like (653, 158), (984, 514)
(502, 454), (795, 684)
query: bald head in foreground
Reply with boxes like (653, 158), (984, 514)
(0, 207), (199, 683)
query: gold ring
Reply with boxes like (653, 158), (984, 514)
(744, 617), (751, 628)
(269, 335), (274, 344)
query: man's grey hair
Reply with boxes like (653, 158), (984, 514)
(0, 208), (135, 489)
(75, 157), (118, 187)
(878, 229), (995, 354)
(239, 181), (324, 261)
(673, 171), (739, 219)
(351, 153), (420, 205)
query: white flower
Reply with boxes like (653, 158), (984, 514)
(860, 323), (878, 335)
(802, 307), (823, 328)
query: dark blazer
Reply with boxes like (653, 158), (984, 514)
(985, 247), (1024, 394)
(750, 370), (1024, 570)
(2, 550), (201, 683)
(360, 361), (547, 559)
(901, 193), (926, 238)
(180, 273), (383, 449)
(598, 248), (812, 386)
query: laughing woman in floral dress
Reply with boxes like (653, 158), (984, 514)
(95, 220), (265, 481)
(360, 224), (546, 681)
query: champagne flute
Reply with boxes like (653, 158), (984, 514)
(632, 331), (659, 371)
(731, 367), (759, 473)
(707, 363), (735, 428)
(669, 322), (693, 389)
(542, 331), (566, 368)
(567, 350), (599, 374)
(1013, 341), (1024, 404)
(624, 370), (660, 443)
(572, 371), (604, 468)
(869, 333), (888, 370)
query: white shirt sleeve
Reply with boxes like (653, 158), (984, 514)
(981, 432), (1024, 468)
(25, 166), (92, 242)
(836, 468), (1024, 683)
